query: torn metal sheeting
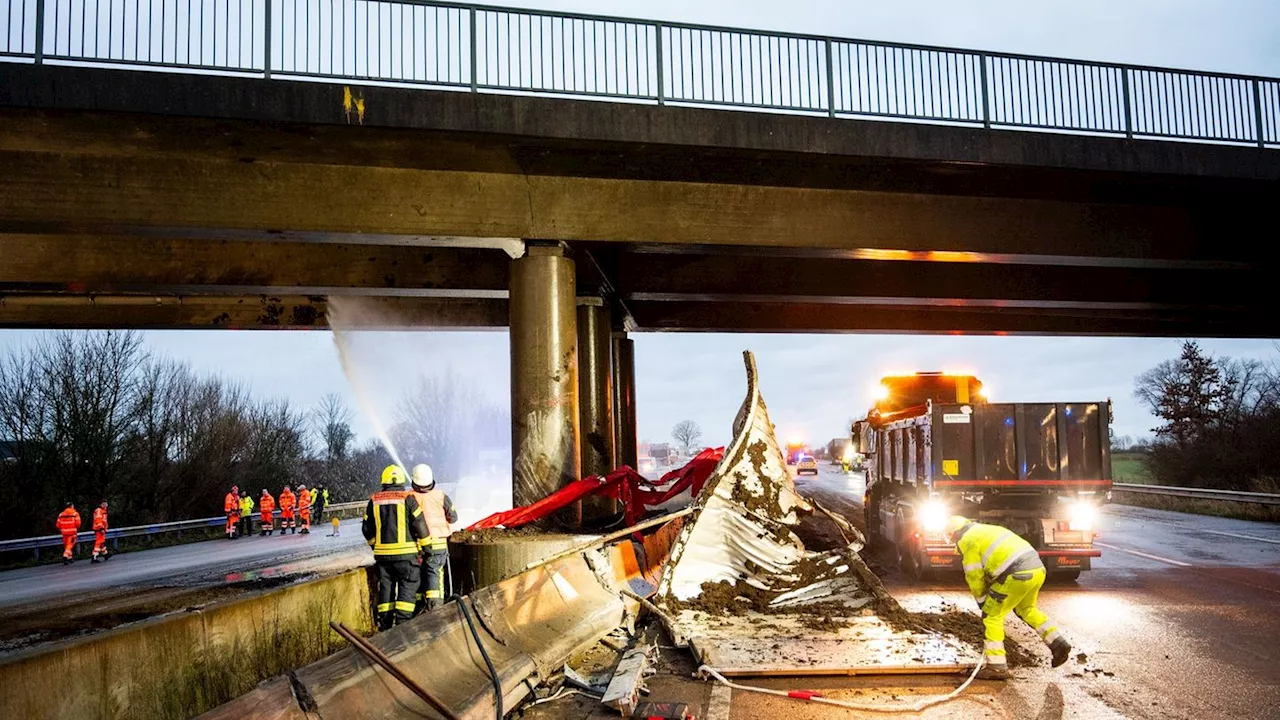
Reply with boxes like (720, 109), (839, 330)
(656, 351), (978, 676)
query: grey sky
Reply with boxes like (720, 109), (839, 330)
(3, 0), (1278, 457)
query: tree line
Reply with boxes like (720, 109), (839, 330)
(1132, 340), (1280, 491)
(0, 331), (508, 540)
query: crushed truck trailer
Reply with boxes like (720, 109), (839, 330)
(854, 372), (1112, 581)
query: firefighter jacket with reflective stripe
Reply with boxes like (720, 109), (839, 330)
(956, 522), (1044, 600)
(410, 489), (457, 540)
(224, 493), (240, 515)
(57, 508), (81, 534)
(93, 508), (108, 532)
(279, 490), (295, 513)
(298, 491), (311, 510)
(363, 490), (431, 560)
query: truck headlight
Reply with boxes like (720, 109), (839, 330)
(919, 500), (948, 534)
(1068, 501), (1096, 531)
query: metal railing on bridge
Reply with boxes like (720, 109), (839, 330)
(0, 500), (365, 560)
(2, 1), (1277, 147)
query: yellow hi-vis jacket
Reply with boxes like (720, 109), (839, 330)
(362, 490), (432, 561)
(956, 522), (1045, 600)
(239, 496), (254, 516)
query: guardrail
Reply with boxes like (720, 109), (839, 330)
(0, 1), (1276, 148)
(0, 500), (366, 560)
(1111, 483), (1280, 506)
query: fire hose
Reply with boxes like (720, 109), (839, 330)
(695, 657), (986, 714)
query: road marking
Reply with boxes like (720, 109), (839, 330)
(1095, 542), (1191, 567)
(1202, 529), (1280, 546)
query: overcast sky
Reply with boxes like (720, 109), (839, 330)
(3, 0), (1278, 456)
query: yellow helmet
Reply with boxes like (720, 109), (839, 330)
(945, 516), (971, 541)
(380, 464), (407, 486)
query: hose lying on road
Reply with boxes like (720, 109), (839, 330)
(696, 656), (986, 714)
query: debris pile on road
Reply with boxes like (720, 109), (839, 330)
(654, 352), (979, 676)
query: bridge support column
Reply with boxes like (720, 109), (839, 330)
(510, 243), (582, 527)
(577, 296), (618, 523)
(612, 331), (638, 471)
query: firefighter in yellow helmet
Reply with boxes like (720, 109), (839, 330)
(363, 464), (432, 630)
(945, 516), (1072, 679)
(409, 463), (458, 614)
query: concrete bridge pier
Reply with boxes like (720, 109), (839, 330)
(577, 296), (619, 522)
(509, 243), (582, 527)
(612, 332), (639, 471)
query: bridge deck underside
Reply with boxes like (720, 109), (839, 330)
(0, 65), (1275, 336)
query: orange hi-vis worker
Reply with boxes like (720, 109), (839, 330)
(92, 502), (110, 563)
(279, 486), (297, 534)
(56, 503), (81, 564)
(297, 484), (312, 534)
(224, 486), (241, 539)
(260, 489), (276, 536)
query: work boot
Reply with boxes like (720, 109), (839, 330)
(91, 556), (100, 564)
(977, 664), (1011, 681)
(1050, 637), (1072, 668)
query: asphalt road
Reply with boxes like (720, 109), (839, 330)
(0, 518), (371, 653)
(787, 465), (1280, 720)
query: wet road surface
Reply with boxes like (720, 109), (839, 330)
(0, 518), (371, 653)
(529, 464), (1280, 720)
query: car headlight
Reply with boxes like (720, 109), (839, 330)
(919, 500), (949, 534)
(1068, 500), (1096, 531)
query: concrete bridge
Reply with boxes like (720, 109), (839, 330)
(2, 1), (1279, 508)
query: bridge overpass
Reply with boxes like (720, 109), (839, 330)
(2, 0), (1279, 509)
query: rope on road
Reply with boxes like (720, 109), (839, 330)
(696, 656), (985, 714)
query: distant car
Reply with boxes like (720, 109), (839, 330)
(796, 455), (818, 476)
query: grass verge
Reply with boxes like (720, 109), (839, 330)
(1110, 491), (1280, 523)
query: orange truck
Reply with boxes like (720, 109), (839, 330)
(853, 372), (1111, 582)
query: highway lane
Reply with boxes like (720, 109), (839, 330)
(0, 518), (371, 652)
(787, 465), (1280, 720)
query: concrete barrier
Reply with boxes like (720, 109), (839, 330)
(0, 569), (373, 720)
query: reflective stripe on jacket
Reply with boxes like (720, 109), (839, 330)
(956, 522), (1044, 599)
(362, 490), (431, 560)
(57, 508), (81, 534)
(93, 508), (108, 531)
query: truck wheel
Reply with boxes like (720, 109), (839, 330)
(897, 536), (921, 580)
(1049, 570), (1081, 583)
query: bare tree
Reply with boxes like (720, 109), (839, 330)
(393, 370), (507, 482)
(313, 393), (355, 462)
(671, 420), (703, 454)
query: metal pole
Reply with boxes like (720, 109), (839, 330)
(654, 23), (664, 104)
(469, 7), (478, 92)
(1253, 78), (1266, 148)
(1121, 68), (1133, 138)
(263, 0), (272, 79)
(330, 623), (461, 720)
(825, 39), (835, 117)
(510, 243), (581, 528)
(978, 52), (990, 128)
(612, 331), (638, 470)
(577, 297), (618, 522)
(33, 0), (44, 64)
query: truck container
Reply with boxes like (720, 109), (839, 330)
(854, 373), (1111, 581)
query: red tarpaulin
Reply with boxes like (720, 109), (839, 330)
(467, 447), (724, 531)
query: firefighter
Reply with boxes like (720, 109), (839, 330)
(224, 486), (240, 539)
(56, 503), (81, 564)
(91, 501), (110, 563)
(297, 483), (312, 534)
(363, 464), (432, 631)
(259, 489), (276, 535)
(945, 516), (1072, 679)
(239, 492), (255, 538)
(279, 485), (296, 534)
(409, 463), (457, 614)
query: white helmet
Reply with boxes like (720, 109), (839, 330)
(411, 463), (435, 490)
